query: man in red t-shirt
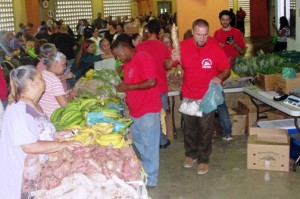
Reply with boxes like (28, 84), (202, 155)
(136, 19), (172, 148)
(214, 10), (246, 65)
(111, 34), (162, 188)
(214, 10), (246, 141)
(166, 19), (230, 175)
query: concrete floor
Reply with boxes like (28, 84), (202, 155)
(147, 36), (300, 199)
(148, 130), (300, 199)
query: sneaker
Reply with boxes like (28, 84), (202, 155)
(183, 157), (197, 168)
(160, 140), (171, 149)
(197, 163), (209, 175)
(222, 135), (233, 141)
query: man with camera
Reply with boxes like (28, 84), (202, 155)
(213, 10), (246, 141)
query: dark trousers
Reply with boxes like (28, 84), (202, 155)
(273, 42), (287, 52)
(182, 111), (215, 164)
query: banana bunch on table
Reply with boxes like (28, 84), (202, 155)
(50, 94), (121, 130)
(65, 123), (128, 148)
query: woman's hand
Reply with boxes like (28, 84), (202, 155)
(61, 140), (83, 150)
(55, 130), (73, 140)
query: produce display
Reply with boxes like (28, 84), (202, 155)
(23, 72), (147, 198)
(50, 94), (122, 130)
(74, 69), (125, 99)
(30, 146), (143, 198)
(66, 124), (129, 148)
(232, 50), (300, 76)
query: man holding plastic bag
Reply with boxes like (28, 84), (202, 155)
(166, 19), (230, 175)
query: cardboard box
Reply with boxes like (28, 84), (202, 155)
(225, 92), (249, 108)
(237, 99), (269, 134)
(255, 73), (280, 91)
(277, 73), (300, 94)
(267, 110), (291, 120)
(247, 127), (290, 172)
(237, 98), (257, 113)
(228, 108), (247, 135)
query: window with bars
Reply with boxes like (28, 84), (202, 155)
(0, 0), (15, 32)
(55, 0), (92, 34)
(290, 0), (296, 36)
(103, 0), (131, 19)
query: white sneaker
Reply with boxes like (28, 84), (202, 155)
(222, 135), (233, 141)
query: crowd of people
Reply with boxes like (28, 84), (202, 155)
(2, 7), (282, 196)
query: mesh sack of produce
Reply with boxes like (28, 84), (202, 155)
(73, 79), (104, 96)
(167, 66), (183, 91)
(92, 69), (122, 85)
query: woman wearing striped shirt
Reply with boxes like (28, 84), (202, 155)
(39, 52), (76, 118)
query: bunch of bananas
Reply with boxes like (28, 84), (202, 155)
(66, 123), (127, 148)
(50, 94), (122, 130)
(95, 133), (127, 148)
(50, 102), (85, 131)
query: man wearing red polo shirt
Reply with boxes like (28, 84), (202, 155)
(111, 34), (162, 188)
(166, 19), (230, 175)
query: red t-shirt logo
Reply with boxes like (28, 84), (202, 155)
(128, 68), (134, 78)
(202, 58), (212, 68)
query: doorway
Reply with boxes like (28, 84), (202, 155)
(157, 1), (172, 15)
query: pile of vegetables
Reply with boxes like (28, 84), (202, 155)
(27, 146), (143, 198)
(50, 94), (123, 130)
(232, 50), (300, 76)
(74, 69), (125, 99)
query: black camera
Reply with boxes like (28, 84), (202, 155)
(226, 36), (234, 43)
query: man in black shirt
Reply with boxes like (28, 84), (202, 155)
(54, 24), (78, 69)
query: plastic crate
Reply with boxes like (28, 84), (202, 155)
(257, 119), (300, 160)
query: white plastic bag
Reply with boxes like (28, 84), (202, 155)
(179, 98), (202, 117)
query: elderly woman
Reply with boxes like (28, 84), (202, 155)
(39, 52), (76, 118)
(0, 66), (82, 198)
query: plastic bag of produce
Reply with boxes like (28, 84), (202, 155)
(86, 112), (125, 132)
(93, 69), (121, 85)
(179, 98), (202, 117)
(282, 67), (296, 79)
(21, 154), (43, 197)
(200, 81), (224, 114)
(97, 83), (125, 99)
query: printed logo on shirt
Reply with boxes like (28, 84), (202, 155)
(128, 68), (134, 78)
(202, 58), (212, 69)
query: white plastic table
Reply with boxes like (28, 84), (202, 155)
(243, 85), (300, 171)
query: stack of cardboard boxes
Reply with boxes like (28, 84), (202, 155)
(225, 90), (293, 172)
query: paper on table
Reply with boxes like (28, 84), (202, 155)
(258, 91), (279, 100)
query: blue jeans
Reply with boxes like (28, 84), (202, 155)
(160, 93), (169, 145)
(131, 112), (161, 186)
(217, 93), (232, 137)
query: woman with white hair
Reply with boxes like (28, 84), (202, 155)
(0, 66), (82, 198)
(39, 51), (76, 118)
